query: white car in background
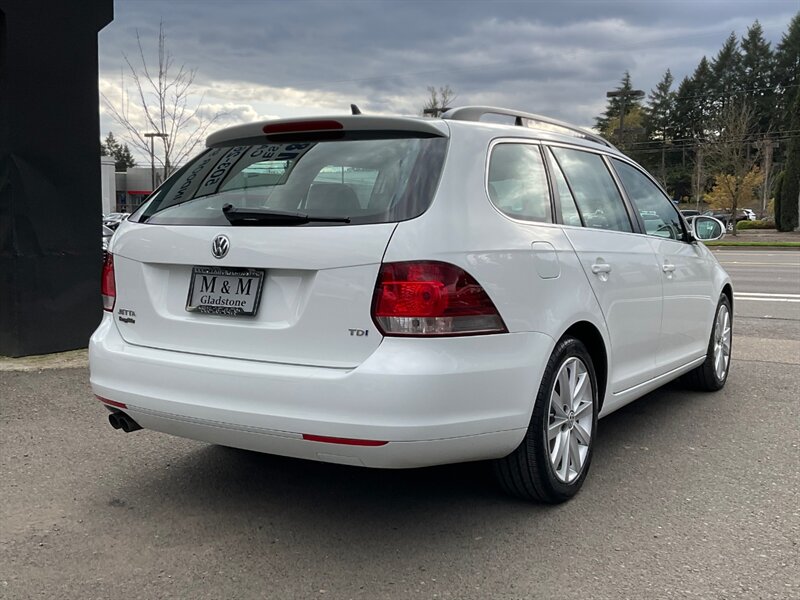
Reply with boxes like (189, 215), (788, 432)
(90, 107), (732, 503)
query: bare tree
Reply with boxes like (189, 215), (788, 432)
(102, 22), (224, 176)
(702, 102), (761, 236)
(422, 85), (457, 117)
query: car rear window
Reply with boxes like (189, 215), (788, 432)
(136, 136), (447, 226)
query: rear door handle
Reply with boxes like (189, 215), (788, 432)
(662, 263), (676, 273)
(591, 263), (612, 274)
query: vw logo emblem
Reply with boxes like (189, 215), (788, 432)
(211, 234), (230, 259)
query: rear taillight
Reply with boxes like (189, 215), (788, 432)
(372, 261), (507, 336)
(101, 253), (116, 312)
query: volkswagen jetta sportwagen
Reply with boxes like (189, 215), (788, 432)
(90, 107), (731, 502)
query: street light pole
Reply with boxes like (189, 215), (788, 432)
(144, 132), (169, 193)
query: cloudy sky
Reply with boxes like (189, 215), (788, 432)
(98, 0), (798, 163)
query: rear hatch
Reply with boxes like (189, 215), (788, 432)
(111, 117), (448, 368)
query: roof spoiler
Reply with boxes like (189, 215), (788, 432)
(207, 115), (448, 147)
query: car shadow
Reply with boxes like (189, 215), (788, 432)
(113, 379), (715, 530)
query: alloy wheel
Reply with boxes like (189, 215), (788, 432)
(713, 304), (732, 381)
(547, 357), (594, 484)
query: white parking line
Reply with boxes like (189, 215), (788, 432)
(735, 298), (800, 303)
(736, 292), (800, 298)
(734, 292), (800, 303)
(719, 262), (800, 266)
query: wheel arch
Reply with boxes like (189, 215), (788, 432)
(561, 321), (608, 411)
(721, 282), (733, 312)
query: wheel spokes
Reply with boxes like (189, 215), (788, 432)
(574, 400), (592, 419)
(572, 372), (588, 407)
(557, 367), (571, 411)
(568, 433), (582, 473)
(573, 422), (592, 446)
(551, 430), (568, 475)
(548, 417), (566, 441)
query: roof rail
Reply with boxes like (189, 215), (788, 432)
(441, 106), (616, 149)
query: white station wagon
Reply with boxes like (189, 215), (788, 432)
(90, 107), (732, 502)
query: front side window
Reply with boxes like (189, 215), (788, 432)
(135, 136), (446, 226)
(612, 159), (686, 242)
(545, 147), (582, 227)
(550, 147), (632, 233)
(487, 143), (552, 223)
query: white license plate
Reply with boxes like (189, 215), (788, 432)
(186, 266), (265, 316)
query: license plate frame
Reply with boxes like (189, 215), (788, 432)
(185, 266), (265, 317)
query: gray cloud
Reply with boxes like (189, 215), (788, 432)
(99, 0), (798, 131)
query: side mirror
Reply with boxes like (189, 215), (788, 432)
(691, 216), (725, 241)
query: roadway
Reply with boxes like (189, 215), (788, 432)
(711, 249), (800, 339)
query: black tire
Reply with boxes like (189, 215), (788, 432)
(493, 337), (599, 503)
(683, 295), (732, 391)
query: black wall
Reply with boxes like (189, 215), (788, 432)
(0, 0), (113, 356)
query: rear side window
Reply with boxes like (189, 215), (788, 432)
(487, 143), (552, 223)
(137, 136), (447, 226)
(550, 147), (632, 233)
(611, 159), (686, 242)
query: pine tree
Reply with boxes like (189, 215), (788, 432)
(102, 131), (121, 159)
(672, 76), (696, 140)
(740, 20), (775, 133)
(595, 71), (644, 138)
(115, 144), (136, 172)
(674, 58), (713, 139)
(774, 12), (800, 132)
(101, 131), (136, 171)
(710, 32), (743, 111)
(645, 69), (675, 141)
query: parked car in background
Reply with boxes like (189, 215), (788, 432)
(702, 209), (756, 231)
(91, 107), (732, 503)
(679, 209), (701, 218)
(103, 212), (129, 231)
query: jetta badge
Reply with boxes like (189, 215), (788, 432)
(211, 234), (230, 259)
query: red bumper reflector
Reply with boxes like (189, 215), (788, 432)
(302, 434), (388, 447)
(96, 395), (127, 409)
(263, 120), (344, 135)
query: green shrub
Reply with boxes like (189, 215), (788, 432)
(737, 219), (776, 230)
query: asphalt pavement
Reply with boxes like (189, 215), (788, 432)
(1, 249), (798, 599)
(712, 249), (800, 340)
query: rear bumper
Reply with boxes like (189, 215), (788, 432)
(89, 314), (554, 468)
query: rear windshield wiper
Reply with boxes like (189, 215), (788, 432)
(222, 204), (350, 226)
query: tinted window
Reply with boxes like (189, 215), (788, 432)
(550, 147), (632, 233)
(612, 159), (686, 241)
(487, 144), (551, 223)
(313, 166), (380, 208)
(545, 147), (582, 227)
(137, 137), (447, 226)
